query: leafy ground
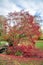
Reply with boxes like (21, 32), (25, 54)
(0, 54), (43, 65)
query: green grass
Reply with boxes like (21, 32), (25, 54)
(0, 41), (8, 46)
(36, 40), (43, 50)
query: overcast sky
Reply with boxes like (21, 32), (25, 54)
(0, 0), (43, 15)
(0, 0), (43, 30)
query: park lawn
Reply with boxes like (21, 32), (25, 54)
(35, 40), (43, 50)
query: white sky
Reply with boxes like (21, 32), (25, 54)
(0, 0), (43, 30)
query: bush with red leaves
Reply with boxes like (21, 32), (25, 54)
(6, 11), (41, 57)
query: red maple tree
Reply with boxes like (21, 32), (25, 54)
(6, 11), (41, 57)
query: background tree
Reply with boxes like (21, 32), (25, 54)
(0, 15), (7, 41)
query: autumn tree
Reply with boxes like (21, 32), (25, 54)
(6, 11), (41, 56)
(7, 11), (40, 46)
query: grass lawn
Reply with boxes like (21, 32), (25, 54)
(36, 40), (43, 50)
(0, 41), (8, 46)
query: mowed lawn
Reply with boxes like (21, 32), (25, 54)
(36, 40), (43, 50)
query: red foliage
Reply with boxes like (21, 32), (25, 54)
(6, 11), (41, 57)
